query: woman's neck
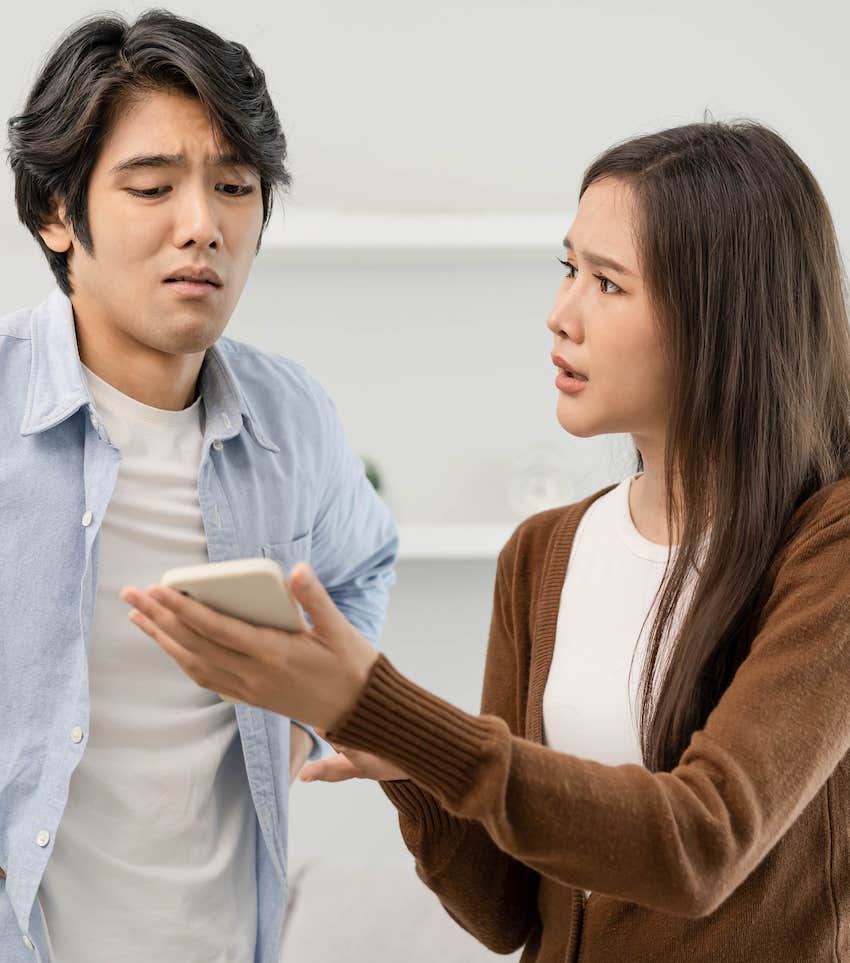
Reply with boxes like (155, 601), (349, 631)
(629, 434), (680, 546)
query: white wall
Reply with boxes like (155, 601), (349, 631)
(2, 0), (849, 238)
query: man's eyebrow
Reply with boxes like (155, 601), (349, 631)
(109, 152), (250, 175)
(562, 236), (634, 277)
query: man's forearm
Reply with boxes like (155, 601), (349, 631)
(289, 724), (315, 784)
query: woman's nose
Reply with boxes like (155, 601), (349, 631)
(547, 288), (584, 343)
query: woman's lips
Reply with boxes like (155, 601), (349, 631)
(555, 369), (588, 393)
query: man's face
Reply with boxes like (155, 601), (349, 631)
(47, 88), (264, 356)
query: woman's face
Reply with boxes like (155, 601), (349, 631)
(547, 177), (671, 442)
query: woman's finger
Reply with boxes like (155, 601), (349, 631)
(123, 588), (251, 672)
(123, 584), (270, 656)
(127, 607), (245, 697)
(300, 754), (362, 783)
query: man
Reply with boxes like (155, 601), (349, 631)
(0, 11), (396, 963)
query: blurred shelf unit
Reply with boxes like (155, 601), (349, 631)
(397, 523), (514, 561)
(260, 209), (569, 261)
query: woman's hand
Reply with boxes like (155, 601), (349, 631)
(120, 563), (380, 732)
(301, 730), (409, 783)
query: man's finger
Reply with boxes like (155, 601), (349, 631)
(288, 564), (351, 648)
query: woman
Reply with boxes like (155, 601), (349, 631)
(124, 120), (850, 961)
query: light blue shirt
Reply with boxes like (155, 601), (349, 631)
(0, 289), (398, 963)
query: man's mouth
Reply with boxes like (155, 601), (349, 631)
(165, 277), (219, 286)
(163, 265), (224, 287)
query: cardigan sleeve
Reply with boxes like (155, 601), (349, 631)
(328, 495), (850, 919)
(377, 543), (540, 953)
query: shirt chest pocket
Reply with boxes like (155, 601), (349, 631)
(260, 532), (312, 574)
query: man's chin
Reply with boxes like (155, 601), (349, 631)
(160, 313), (229, 354)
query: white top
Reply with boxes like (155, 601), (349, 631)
(542, 473), (696, 898)
(543, 474), (687, 765)
(39, 365), (257, 963)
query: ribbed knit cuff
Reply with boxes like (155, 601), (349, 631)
(380, 780), (462, 833)
(328, 653), (496, 807)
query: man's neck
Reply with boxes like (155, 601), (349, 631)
(74, 314), (204, 412)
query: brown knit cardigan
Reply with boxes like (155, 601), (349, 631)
(328, 477), (850, 962)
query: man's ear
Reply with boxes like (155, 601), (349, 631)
(38, 197), (73, 253)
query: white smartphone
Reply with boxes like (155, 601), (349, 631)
(160, 557), (305, 632)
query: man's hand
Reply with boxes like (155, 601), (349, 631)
(120, 563), (380, 732)
(289, 724), (314, 785)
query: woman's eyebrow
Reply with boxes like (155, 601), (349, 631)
(563, 236), (634, 276)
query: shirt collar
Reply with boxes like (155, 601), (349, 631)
(198, 341), (280, 452)
(19, 288), (279, 453)
(19, 288), (90, 436)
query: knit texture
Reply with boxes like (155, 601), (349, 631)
(329, 478), (850, 962)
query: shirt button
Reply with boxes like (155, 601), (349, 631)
(36, 830), (50, 848)
(71, 726), (84, 744)
(81, 511), (93, 527)
(212, 439), (224, 451)
(22, 934), (35, 950)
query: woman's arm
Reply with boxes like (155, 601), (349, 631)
(302, 550), (543, 953)
(327, 501), (850, 918)
(381, 782), (540, 953)
(378, 556), (541, 952)
(121, 486), (850, 920)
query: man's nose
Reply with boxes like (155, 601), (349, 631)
(174, 188), (223, 249)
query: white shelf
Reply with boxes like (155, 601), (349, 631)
(397, 523), (514, 560)
(260, 209), (568, 260)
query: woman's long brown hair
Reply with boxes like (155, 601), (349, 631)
(580, 122), (850, 773)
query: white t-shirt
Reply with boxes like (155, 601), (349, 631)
(542, 473), (680, 766)
(542, 473), (696, 898)
(39, 365), (257, 963)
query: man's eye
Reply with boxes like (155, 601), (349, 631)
(217, 184), (254, 196)
(128, 187), (170, 198)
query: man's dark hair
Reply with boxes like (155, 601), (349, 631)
(7, 8), (290, 295)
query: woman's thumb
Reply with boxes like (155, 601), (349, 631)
(300, 754), (359, 783)
(288, 563), (349, 643)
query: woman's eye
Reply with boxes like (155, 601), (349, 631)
(217, 184), (254, 196)
(557, 257), (577, 279)
(595, 274), (622, 295)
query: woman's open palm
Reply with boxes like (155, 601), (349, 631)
(300, 742), (408, 783)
